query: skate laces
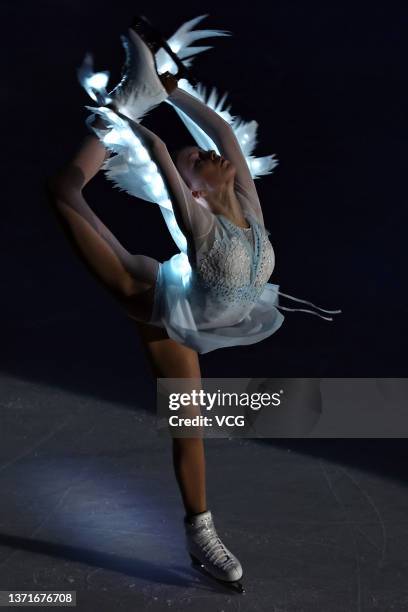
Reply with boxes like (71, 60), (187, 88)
(196, 526), (236, 569)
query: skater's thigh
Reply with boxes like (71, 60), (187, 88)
(131, 319), (202, 379)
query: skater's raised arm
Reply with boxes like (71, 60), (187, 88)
(109, 111), (215, 253)
(167, 86), (264, 226)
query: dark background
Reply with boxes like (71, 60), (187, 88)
(2, 0), (407, 406)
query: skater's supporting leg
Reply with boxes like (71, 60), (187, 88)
(172, 437), (207, 516)
(132, 321), (207, 517)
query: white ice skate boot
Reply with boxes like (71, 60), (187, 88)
(108, 23), (169, 123)
(184, 510), (245, 592)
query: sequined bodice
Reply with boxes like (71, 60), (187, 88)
(194, 214), (275, 305)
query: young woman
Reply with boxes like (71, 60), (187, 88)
(46, 16), (340, 591)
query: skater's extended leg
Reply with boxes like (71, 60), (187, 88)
(46, 131), (159, 322)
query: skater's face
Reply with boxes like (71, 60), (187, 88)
(175, 146), (236, 194)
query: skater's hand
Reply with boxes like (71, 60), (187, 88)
(160, 72), (179, 94)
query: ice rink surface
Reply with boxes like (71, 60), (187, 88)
(0, 370), (407, 611)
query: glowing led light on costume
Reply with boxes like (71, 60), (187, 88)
(136, 146), (150, 163)
(170, 252), (192, 287)
(179, 253), (192, 278)
(151, 174), (165, 198)
(102, 130), (121, 145)
(87, 72), (109, 91)
(161, 198), (173, 209)
(159, 62), (174, 74)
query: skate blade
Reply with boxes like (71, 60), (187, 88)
(189, 553), (246, 594)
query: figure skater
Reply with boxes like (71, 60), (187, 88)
(46, 15), (341, 592)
